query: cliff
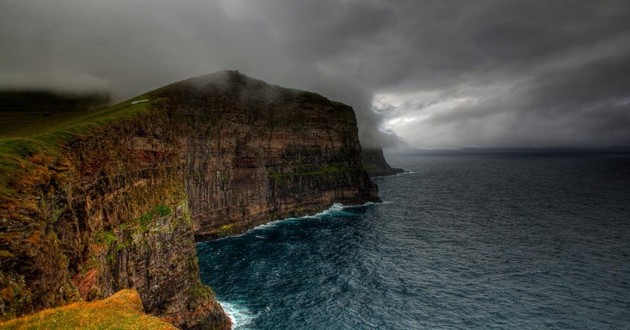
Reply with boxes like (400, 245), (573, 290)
(0, 71), (380, 328)
(153, 72), (380, 239)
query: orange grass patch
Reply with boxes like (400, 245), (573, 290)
(0, 289), (176, 330)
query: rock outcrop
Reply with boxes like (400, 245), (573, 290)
(0, 71), (380, 328)
(361, 148), (404, 177)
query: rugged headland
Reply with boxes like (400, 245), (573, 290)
(0, 71), (383, 329)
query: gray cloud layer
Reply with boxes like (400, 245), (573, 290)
(1, 0), (629, 149)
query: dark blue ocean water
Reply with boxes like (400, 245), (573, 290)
(197, 155), (630, 329)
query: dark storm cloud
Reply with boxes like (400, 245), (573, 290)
(527, 55), (630, 113)
(1, 0), (629, 148)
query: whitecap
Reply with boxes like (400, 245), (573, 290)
(233, 201), (387, 237)
(218, 300), (255, 330)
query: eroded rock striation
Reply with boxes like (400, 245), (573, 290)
(0, 71), (380, 328)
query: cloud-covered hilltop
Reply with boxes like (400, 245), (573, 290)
(1, 1), (629, 149)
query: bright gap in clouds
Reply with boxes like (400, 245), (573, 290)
(373, 91), (482, 149)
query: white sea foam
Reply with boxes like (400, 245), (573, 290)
(397, 170), (416, 175)
(312, 202), (344, 217)
(239, 201), (386, 235)
(218, 300), (255, 329)
(249, 218), (285, 231)
(343, 200), (392, 208)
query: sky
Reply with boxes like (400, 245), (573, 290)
(1, 0), (629, 150)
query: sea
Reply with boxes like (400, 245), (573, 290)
(197, 154), (630, 329)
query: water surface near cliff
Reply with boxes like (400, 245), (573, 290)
(197, 154), (630, 329)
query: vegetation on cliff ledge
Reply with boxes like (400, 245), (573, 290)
(0, 96), (160, 198)
(0, 289), (176, 330)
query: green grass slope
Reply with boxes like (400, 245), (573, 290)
(0, 95), (162, 197)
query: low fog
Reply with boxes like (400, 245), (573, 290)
(1, 0), (629, 149)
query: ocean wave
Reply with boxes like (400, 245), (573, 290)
(218, 300), (255, 330)
(200, 156), (630, 329)
(252, 201), (384, 229)
(214, 201), (387, 239)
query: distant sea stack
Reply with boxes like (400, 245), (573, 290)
(0, 71), (386, 328)
(361, 148), (404, 177)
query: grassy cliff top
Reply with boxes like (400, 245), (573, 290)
(0, 71), (331, 141)
(0, 70), (357, 197)
(0, 94), (156, 140)
(0, 289), (176, 330)
(0, 92), (161, 197)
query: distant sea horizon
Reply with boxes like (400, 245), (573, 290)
(385, 146), (630, 156)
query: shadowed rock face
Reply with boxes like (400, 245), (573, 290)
(153, 71), (380, 239)
(0, 71), (379, 329)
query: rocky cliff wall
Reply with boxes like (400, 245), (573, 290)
(0, 71), (379, 328)
(153, 72), (379, 239)
(1, 113), (230, 329)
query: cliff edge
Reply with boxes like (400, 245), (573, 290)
(0, 71), (379, 328)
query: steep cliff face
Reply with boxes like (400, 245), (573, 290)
(151, 71), (379, 239)
(0, 71), (379, 328)
(0, 114), (230, 329)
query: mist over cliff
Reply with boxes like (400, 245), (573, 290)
(3, 1), (630, 151)
(0, 1), (407, 153)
